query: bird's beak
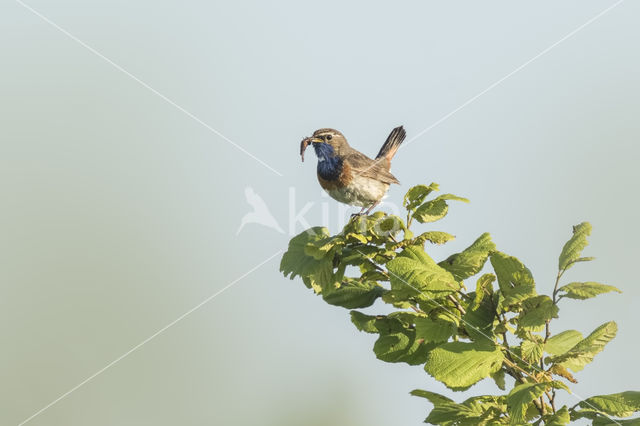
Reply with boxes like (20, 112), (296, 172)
(300, 137), (324, 162)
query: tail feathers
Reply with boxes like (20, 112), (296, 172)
(376, 126), (406, 163)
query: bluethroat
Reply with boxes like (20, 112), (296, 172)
(300, 126), (406, 216)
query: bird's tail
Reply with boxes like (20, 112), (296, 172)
(375, 126), (406, 163)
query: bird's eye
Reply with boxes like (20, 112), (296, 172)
(326, 135), (333, 140)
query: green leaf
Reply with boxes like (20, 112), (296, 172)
(507, 381), (567, 424)
(413, 198), (449, 224)
(439, 233), (497, 281)
(416, 231), (457, 245)
(403, 183), (439, 211)
(463, 279), (496, 343)
(490, 369), (506, 391)
(412, 391), (507, 425)
(304, 234), (343, 260)
(410, 389), (454, 405)
(517, 295), (559, 332)
(321, 279), (386, 309)
(490, 252), (537, 309)
(592, 418), (640, 426)
(545, 330), (583, 356)
(423, 401), (484, 425)
(572, 409), (640, 425)
(386, 246), (458, 300)
(423, 341), (504, 390)
(521, 339), (545, 364)
(550, 321), (618, 372)
(350, 311), (379, 333)
(372, 317), (435, 365)
(558, 281), (622, 300)
(578, 391), (640, 418)
(280, 227), (334, 290)
(414, 316), (457, 344)
(351, 312), (436, 365)
(387, 231), (456, 253)
(507, 383), (547, 424)
(558, 222), (592, 271)
(543, 406), (571, 425)
(412, 194), (469, 224)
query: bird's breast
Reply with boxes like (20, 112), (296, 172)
(317, 159), (352, 190)
(318, 163), (389, 207)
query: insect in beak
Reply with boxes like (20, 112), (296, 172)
(300, 137), (323, 162)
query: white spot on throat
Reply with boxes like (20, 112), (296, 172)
(318, 157), (326, 162)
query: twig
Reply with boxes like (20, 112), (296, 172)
(447, 294), (466, 315)
(544, 269), (565, 343)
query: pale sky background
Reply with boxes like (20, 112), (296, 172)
(1, 1), (639, 425)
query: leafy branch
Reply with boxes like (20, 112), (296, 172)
(280, 182), (635, 425)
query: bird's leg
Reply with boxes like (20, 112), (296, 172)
(363, 200), (380, 215)
(350, 206), (368, 220)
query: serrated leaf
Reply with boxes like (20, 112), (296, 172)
(386, 231), (456, 252)
(558, 282), (621, 300)
(463, 284), (496, 343)
(412, 194), (469, 224)
(592, 417), (640, 425)
(545, 330), (584, 356)
(490, 369), (506, 391)
(280, 227), (335, 289)
(518, 295), (559, 332)
(416, 231), (456, 245)
(507, 383), (548, 424)
(471, 274), (496, 309)
(490, 252), (537, 309)
(423, 341), (504, 389)
(410, 389), (454, 404)
(322, 279), (386, 309)
(439, 233), (497, 281)
(372, 320), (435, 365)
(570, 410), (640, 424)
(507, 381), (567, 424)
(351, 311), (436, 365)
(558, 222), (592, 271)
(403, 183), (439, 211)
(550, 321), (618, 372)
(521, 339), (545, 364)
(544, 406), (571, 425)
(414, 390), (507, 425)
(373, 327), (431, 365)
(578, 392), (640, 418)
(424, 401), (484, 425)
(413, 198), (449, 223)
(386, 246), (458, 300)
(350, 311), (380, 333)
(414, 316), (457, 343)
(304, 235), (343, 260)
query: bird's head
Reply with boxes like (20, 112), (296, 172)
(300, 128), (349, 162)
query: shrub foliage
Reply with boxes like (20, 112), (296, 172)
(280, 183), (637, 425)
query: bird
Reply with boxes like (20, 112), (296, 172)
(300, 126), (406, 216)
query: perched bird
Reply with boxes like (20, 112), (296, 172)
(300, 126), (406, 216)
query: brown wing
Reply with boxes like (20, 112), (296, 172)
(344, 149), (400, 185)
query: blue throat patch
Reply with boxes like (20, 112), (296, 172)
(314, 143), (342, 181)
